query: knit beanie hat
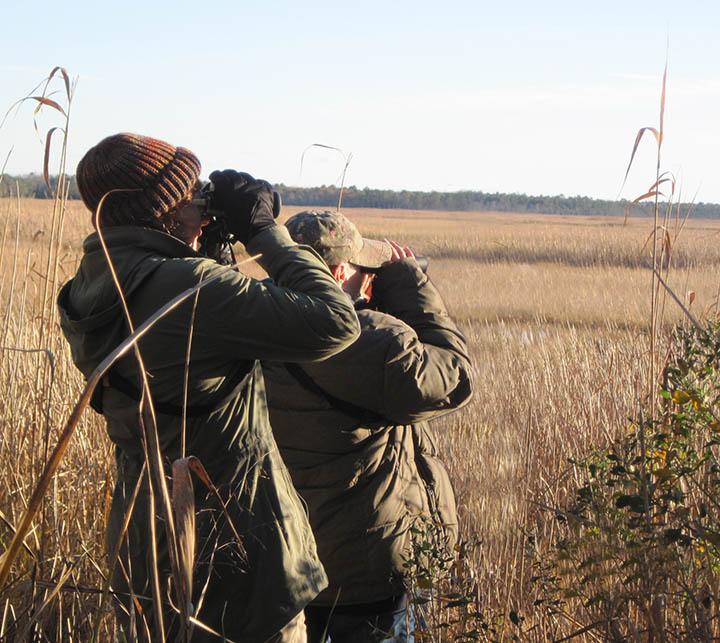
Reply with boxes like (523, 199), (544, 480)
(76, 133), (201, 229)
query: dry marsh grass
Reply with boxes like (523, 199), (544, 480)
(1, 196), (720, 638)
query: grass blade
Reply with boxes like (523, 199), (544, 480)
(620, 126), (660, 193)
(29, 97), (66, 117)
(42, 127), (63, 189)
(47, 67), (71, 101)
(171, 458), (196, 639)
(659, 58), (667, 143)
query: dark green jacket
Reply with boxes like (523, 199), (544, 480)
(57, 225), (360, 641)
(263, 259), (473, 605)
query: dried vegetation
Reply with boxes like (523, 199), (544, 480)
(2, 196), (719, 639)
(2, 65), (720, 640)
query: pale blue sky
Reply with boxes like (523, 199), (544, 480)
(2, 0), (719, 201)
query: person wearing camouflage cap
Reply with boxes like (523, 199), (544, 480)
(263, 210), (474, 642)
(285, 209), (391, 268)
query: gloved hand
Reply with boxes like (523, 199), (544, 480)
(208, 169), (277, 245)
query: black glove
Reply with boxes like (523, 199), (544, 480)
(371, 258), (426, 312)
(208, 169), (277, 245)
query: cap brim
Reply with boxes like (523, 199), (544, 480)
(352, 237), (392, 269)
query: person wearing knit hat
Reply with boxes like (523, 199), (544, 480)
(58, 133), (362, 641)
(76, 132), (205, 243)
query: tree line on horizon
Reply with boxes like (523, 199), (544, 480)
(3, 173), (719, 218)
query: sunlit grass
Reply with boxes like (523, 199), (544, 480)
(1, 198), (719, 638)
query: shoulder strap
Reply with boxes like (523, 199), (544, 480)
(90, 364), (253, 418)
(284, 362), (383, 424)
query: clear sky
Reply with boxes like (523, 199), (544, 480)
(1, 0), (719, 201)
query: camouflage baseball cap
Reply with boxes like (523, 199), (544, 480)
(285, 210), (391, 268)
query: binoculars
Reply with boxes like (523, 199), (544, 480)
(192, 182), (283, 223)
(193, 181), (282, 264)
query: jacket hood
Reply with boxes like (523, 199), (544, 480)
(57, 226), (198, 375)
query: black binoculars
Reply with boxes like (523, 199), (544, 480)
(193, 181), (281, 264)
(192, 182), (282, 223)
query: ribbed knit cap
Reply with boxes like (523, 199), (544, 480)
(76, 133), (201, 228)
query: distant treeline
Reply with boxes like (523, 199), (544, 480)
(277, 185), (720, 218)
(1, 174), (79, 199)
(3, 174), (720, 218)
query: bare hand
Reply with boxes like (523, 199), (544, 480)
(384, 239), (415, 263)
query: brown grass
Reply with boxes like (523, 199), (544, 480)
(1, 197), (720, 638)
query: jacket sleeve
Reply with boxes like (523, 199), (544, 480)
(371, 258), (474, 423)
(190, 226), (360, 362)
(297, 259), (474, 424)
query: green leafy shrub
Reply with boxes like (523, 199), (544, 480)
(403, 520), (527, 641)
(533, 321), (720, 640)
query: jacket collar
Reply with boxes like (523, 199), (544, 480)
(82, 225), (200, 259)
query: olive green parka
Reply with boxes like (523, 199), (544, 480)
(263, 259), (473, 605)
(57, 225), (360, 641)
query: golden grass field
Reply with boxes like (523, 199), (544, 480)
(1, 197), (719, 639)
